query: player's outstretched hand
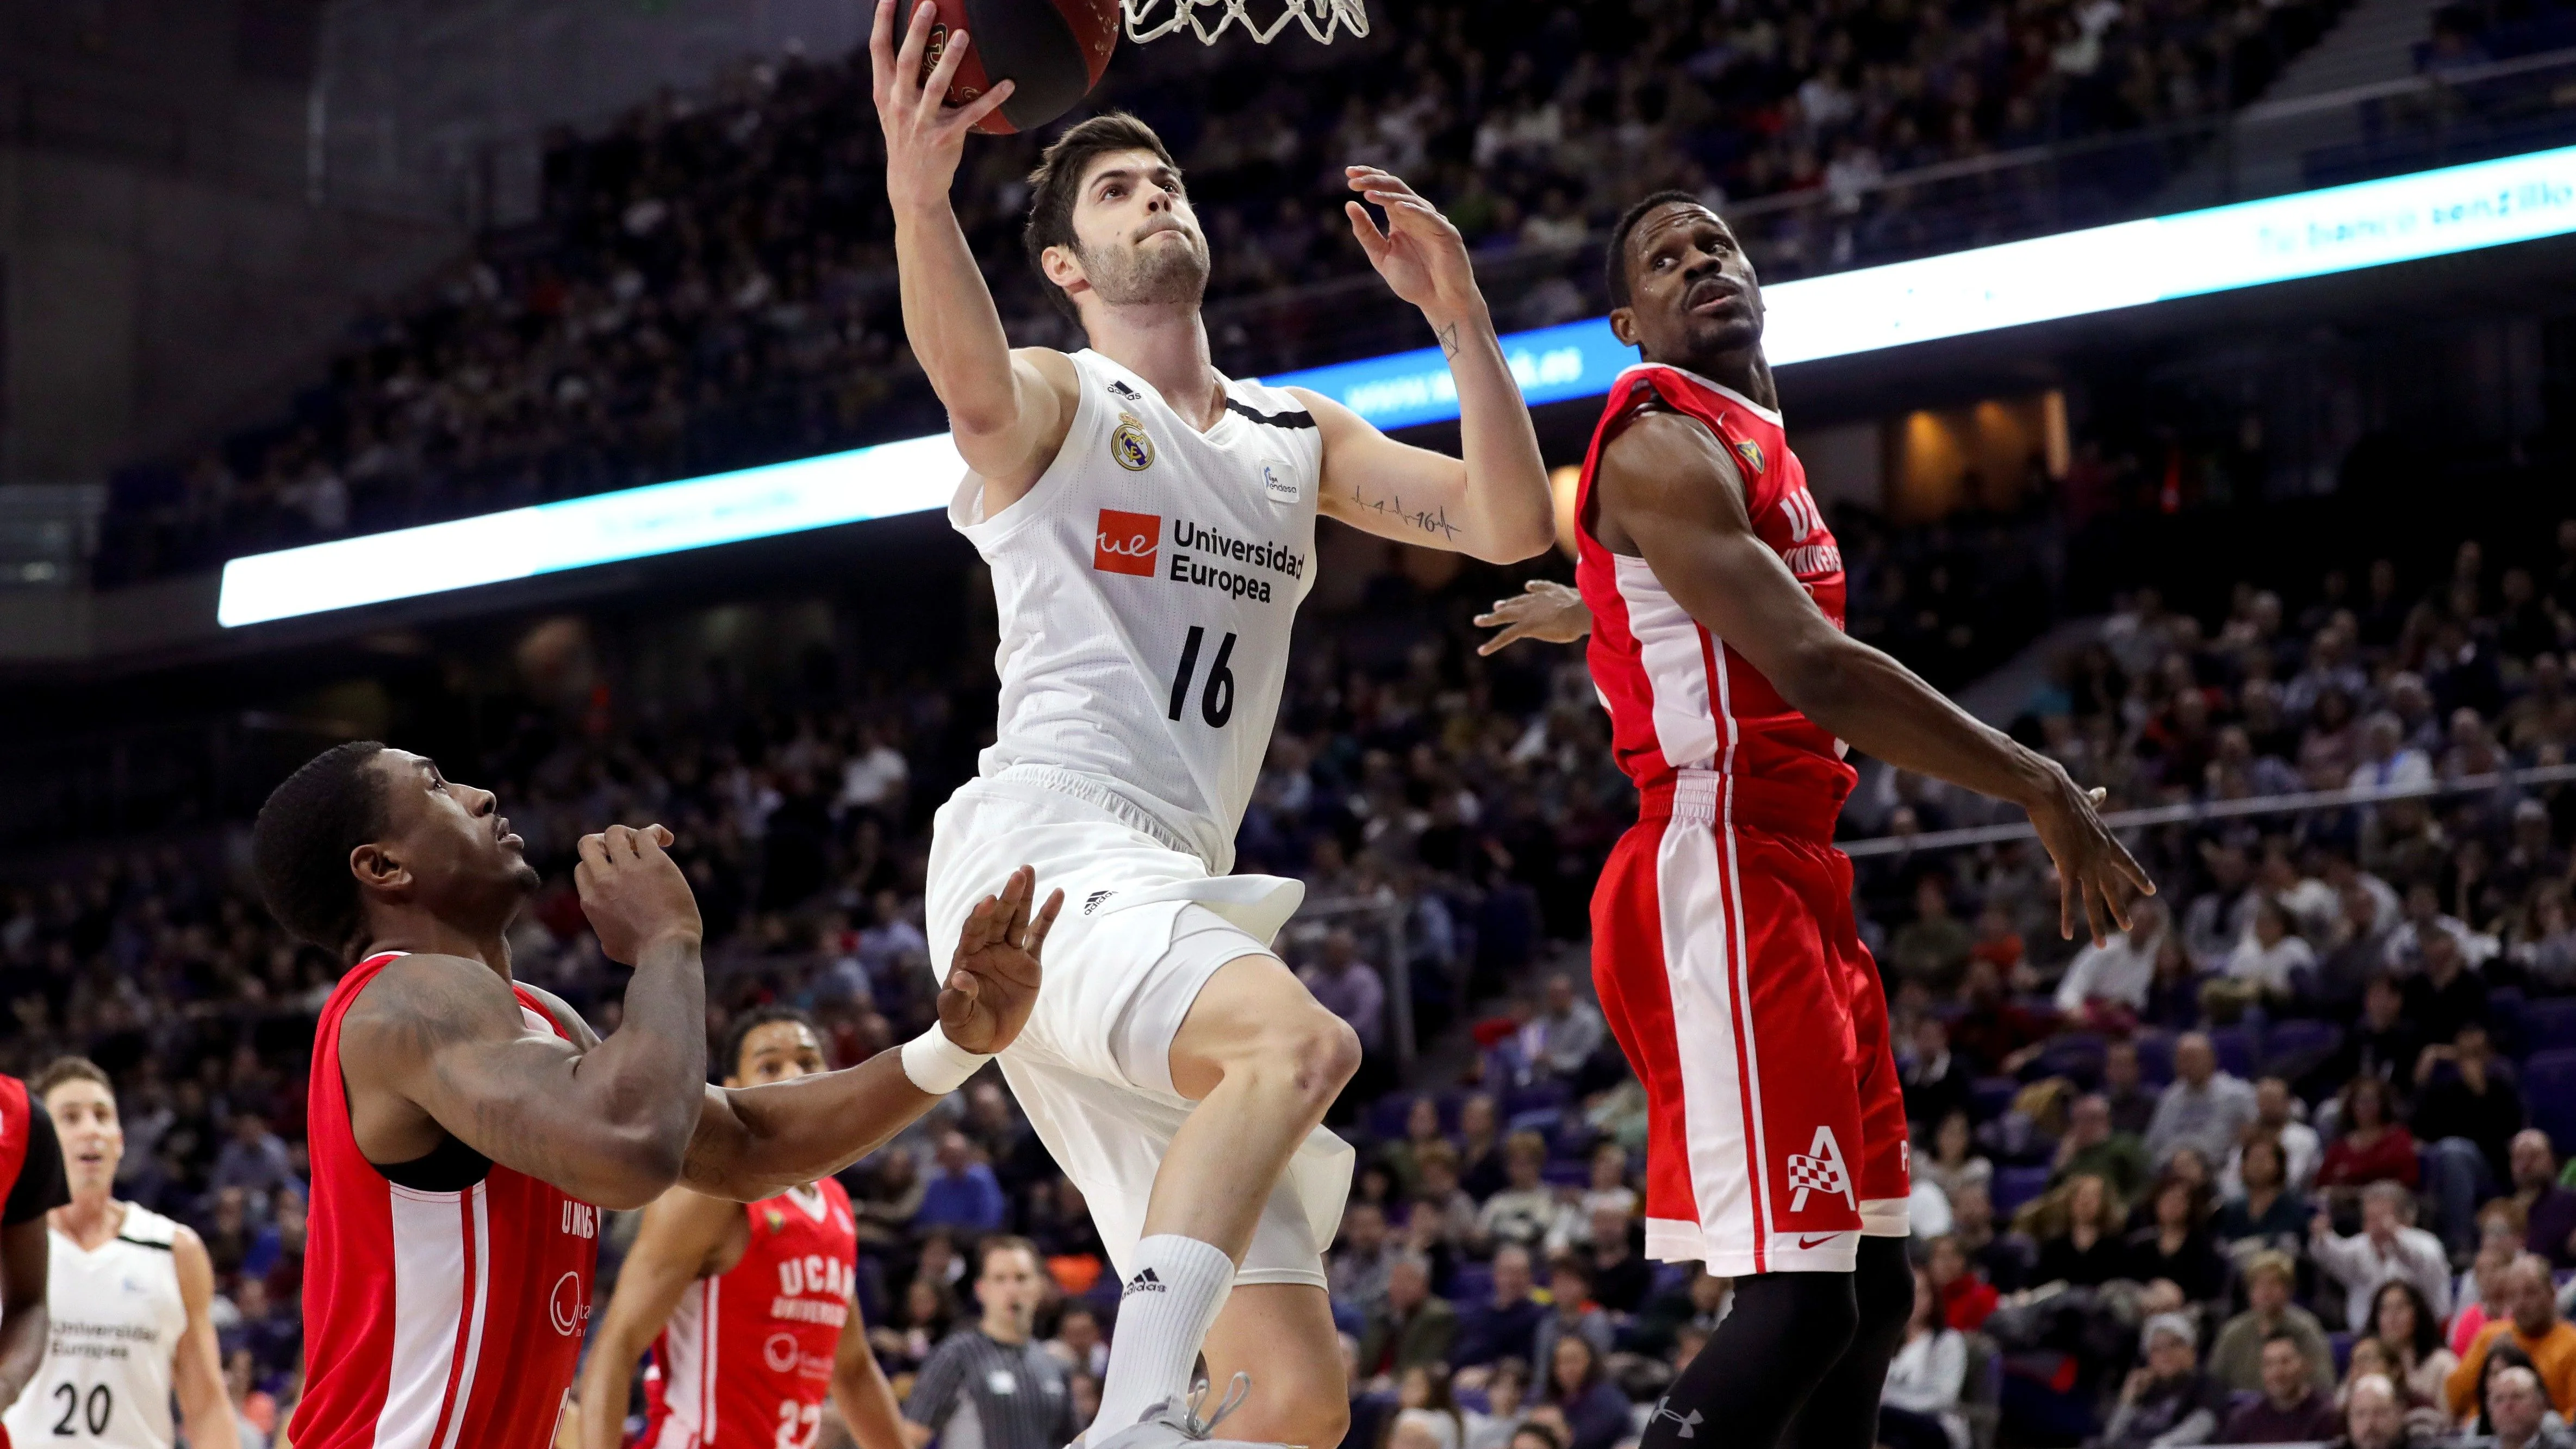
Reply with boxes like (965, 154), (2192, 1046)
(939, 865), (1061, 1056)
(2026, 776), (2156, 946)
(576, 824), (702, 965)
(869, 0), (1013, 211)
(1475, 579), (1593, 655)
(1344, 166), (1481, 322)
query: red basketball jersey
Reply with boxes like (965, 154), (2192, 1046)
(297, 951), (602, 1449)
(1575, 362), (1858, 827)
(640, 1179), (860, 1449)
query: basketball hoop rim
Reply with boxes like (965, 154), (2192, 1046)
(1121, 0), (1370, 45)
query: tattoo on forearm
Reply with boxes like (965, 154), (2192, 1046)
(1350, 485), (1461, 542)
(1436, 322), (1460, 360)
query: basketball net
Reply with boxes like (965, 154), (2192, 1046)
(1121, 0), (1368, 44)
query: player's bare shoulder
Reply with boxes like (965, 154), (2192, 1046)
(339, 952), (530, 1056)
(1591, 403), (1747, 554)
(975, 346), (1087, 511)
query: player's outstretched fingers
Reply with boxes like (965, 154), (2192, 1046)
(1346, 201), (1390, 262)
(891, 1), (938, 111)
(1024, 888), (1065, 960)
(868, 0), (901, 105)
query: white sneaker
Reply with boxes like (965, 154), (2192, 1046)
(1080, 1373), (1294, 1449)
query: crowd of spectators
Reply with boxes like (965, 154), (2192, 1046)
(98, 0), (2351, 583)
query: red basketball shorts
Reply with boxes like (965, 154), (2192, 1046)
(1591, 770), (1910, 1275)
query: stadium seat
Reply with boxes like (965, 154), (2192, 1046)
(1994, 1164), (2054, 1215)
(2208, 1024), (2260, 1079)
(2133, 1031), (2176, 1086)
(2526, 1050), (2576, 1149)
(2263, 1019), (2342, 1075)
(2522, 999), (2576, 1056)
(1452, 1261), (1495, 1304)
(2489, 986), (2528, 1047)
(2037, 1032), (2107, 1087)
(1367, 1093), (1424, 1140)
(1971, 1077), (2019, 1122)
(1507, 1079), (1572, 1116)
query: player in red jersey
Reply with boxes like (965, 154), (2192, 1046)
(251, 742), (1057, 1449)
(575, 1006), (904, 1449)
(0, 1063), (72, 1448)
(1476, 191), (2153, 1449)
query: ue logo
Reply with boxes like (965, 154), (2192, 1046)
(549, 1271), (589, 1337)
(1094, 509), (1160, 576)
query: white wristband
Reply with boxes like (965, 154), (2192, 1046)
(900, 1027), (993, 1096)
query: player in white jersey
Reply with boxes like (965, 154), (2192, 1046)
(4, 1060), (234, 1449)
(871, 4), (1555, 1445)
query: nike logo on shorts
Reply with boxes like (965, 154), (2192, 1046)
(1796, 1233), (1845, 1249)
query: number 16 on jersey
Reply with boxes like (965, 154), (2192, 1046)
(1166, 626), (1237, 728)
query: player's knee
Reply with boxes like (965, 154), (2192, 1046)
(1231, 1376), (1348, 1446)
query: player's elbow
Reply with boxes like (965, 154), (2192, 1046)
(588, 1124), (690, 1209)
(1472, 515), (1557, 565)
(1769, 633), (1861, 719)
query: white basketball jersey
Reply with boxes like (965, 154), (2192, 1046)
(950, 349), (1323, 871)
(4, 1204), (188, 1449)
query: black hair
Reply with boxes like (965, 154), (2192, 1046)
(1024, 111), (1180, 321)
(721, 1004), (823, 1082)
(252, 741), (390, 961)
(2370, 1277), (2442, 1362)
(1604, 189), (1713, 310)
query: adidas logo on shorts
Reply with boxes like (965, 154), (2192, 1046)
(1085, 890), (1114, 915)
(1123, 1267), (1166, 1297)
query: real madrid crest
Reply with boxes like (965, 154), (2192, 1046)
(1733, 438), (1766, 475)
(1111, 411), (1155, 471)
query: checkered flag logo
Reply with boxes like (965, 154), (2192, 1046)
(1785, 1125), (1857, 1211)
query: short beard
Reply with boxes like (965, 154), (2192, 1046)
(1078, 228), (1209, 308)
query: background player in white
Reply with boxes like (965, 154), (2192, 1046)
(4, 1059), (235, 1449)
(574, 1010), (906, 1449)
(871, 1), (1554, 1442)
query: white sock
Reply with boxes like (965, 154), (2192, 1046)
(1097, 1234), (1237, 1431)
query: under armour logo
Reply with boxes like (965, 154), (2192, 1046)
(1650, 1399), (1703, 1439)
(1123, 1267), (1166, 1296)
(1786, 1125), (1857, 1212)
(1085, 890), (1114, 915)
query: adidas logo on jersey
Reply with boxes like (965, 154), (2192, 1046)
(1123, 1267), (1167, 1297)
(1084, 890), (1114, 915)
(1107, 378), (1142, 402)
(1094, 509), (1160, 577)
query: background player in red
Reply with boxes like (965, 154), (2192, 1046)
(1476, 192), (2154, 1449)
(575, 1006), (905, 1449)
(251, 742), (1056, 1449)
(0, 1062), (70, 1448)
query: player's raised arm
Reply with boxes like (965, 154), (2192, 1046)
(338, 823), (709, 1210)
(871, 0), (1073, 493)
(677, 867), (1060, 1203)
(1302, 166), (1553, 564)
(1594, 412), (2155, 943)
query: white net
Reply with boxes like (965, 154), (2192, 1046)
(1121, 0), (1370, 44)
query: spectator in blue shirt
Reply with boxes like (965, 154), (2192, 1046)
(1449, 1245), (1547, 1370)
(915, 1130), (1008, 1234)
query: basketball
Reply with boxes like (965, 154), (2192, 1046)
(922, 0), (1119, 135)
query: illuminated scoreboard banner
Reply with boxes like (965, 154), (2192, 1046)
(219, 144), (2576, 627)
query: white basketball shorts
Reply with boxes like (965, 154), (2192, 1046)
(925, 765), (1355, 1291)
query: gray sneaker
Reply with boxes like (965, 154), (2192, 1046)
(1080, 1373), (1293, 1449)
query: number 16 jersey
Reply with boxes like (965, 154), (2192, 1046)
(948, 349), (1322, 874)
